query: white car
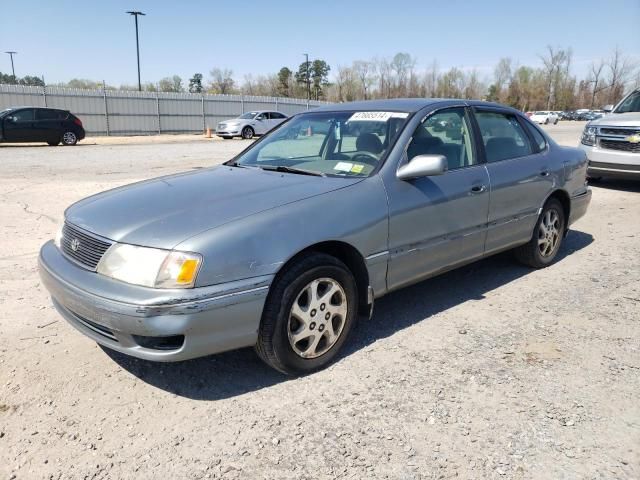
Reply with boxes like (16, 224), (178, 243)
(530, 111), (559, 125)
(216, 111), (288, 139)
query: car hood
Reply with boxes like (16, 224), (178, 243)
(589, 112), (640, 127)
(65, 166), (360, 249)
(220, 118), (246, 124)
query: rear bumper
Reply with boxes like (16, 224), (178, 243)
(38, 240), (271, 362)
(568, 189), (592, 226)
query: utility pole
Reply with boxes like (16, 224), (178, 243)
(5, 51), (17, 80)
(303, 53), (310, 101)
(126, 11), (145, 91)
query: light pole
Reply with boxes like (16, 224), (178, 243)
(5, 51), (17, 80)
(303, 53), (310, 101)
(126, 11), (145, 91)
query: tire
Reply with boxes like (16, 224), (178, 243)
(514, 198), (565, 268)
(47, 141), (59, 146)
(241, 126), (254, 140)
(554, 119), (558, 125)
(61, 131), (78, 146)
(544, 118), (549, 125)
(256, 252), (358, 375)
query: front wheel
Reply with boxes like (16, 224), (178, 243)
(514, 199), (565, 268)
(241, 126), (254, 139)
(544, 118), (549, 125)
(61, 131), (78, 145)
(256, 253), (358, 375)
(554, 119), (558, 125)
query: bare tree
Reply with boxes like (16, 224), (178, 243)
(539, 46), (571, 109)
(493, 57), (512, 103)
(587, 60), (607, 108)
(353, 60), (376, 100)
(606, 46), (636, 104)
(209, 68), (235, 94)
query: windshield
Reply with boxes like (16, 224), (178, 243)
(614, 91), (640, 113)
(230, 110), (410, 177)
(238, 111), (259, 119)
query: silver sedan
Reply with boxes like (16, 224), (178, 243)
(39, 98), (591, 375)
(216, 110), (288, 139)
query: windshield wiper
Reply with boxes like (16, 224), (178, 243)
(259, 165), (326, 177)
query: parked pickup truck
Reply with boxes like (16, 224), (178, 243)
(0, 107), (85, 146)
(579, 89), (640, 180)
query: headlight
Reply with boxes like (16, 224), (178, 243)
(581, 125), (597, 146)
(54, 224), (63, 248)
(97, 244), (202, 289)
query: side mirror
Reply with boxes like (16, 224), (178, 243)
(602, 105), (614, 113)
(397, 154), (448, 180)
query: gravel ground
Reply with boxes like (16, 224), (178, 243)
(0, 123), (639, 480)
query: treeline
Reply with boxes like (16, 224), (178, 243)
(2, 46), (637, 110)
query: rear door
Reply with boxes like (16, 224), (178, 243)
(471, 108), (557, 254)
(385, 106), (491, 290)
(34, 109), (65, 142)
(2, 108), (36, 142)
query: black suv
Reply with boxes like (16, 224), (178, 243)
(0, 107), (85, 146)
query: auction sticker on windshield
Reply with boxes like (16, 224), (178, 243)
(348, 111), (409, 122)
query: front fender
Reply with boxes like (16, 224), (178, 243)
(177, 176), (390, 292)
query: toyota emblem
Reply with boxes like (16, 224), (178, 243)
(70, 238), (80, 252)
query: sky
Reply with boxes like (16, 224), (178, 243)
(1, 0), (639, 87)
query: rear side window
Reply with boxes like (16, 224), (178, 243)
(523, 121), (547, 152)
(36, 109), (65, 120)
(474, 111), (533, 162)
(271, 112), (286, 119)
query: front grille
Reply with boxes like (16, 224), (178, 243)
(599, 139), (640, 153)
(600, 127), (640, 136)
(61, 223), (112, 270)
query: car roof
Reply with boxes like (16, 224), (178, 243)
(4, 106), (68, 111)
(311, 98), (520, 114)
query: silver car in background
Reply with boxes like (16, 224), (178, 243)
(39, 99), (591, 375)
(216, 110), (288, 139)
(579, 88), (640, 180)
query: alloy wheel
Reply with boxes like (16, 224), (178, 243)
(538, 208), (561, 257)
(63, 132), (77, 145)
(287, 277), (348, 359)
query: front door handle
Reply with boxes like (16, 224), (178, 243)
(470, 185), (487, 194)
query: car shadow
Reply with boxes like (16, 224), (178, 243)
(105, 230), (594, 401)
(589, 179), (640, 193)
(0, 143), (93, 148)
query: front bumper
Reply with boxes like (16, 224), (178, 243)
(38, 241), (271, 362)
(579, 143), (640, 179)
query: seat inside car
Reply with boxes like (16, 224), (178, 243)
(356, 133), (383, 155)
(484, 137), (527, 162)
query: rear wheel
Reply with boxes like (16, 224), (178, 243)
(514, 198), (565, 268)
(256, 253), (358, 375)
(241, 126), (254, 140)
(554, 119), (558, 125)
(61, 131), (78, 146)
(544, 118), (549, 125)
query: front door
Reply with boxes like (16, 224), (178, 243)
(472, 108), (557, 254)
(3, 108), (36, 142)
(254, 112), (269, 134)
(385, 106), (490, 291)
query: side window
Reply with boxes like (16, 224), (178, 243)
(523, 120), (547, 152)
(475, 111), (533, 162)
(36, 109), (61, 120)
(12, 109), (34, 122)
(271, 112), (286, 119)
(256, 113), (268, 120)
(406, 107), (476, 170)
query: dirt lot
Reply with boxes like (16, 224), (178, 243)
(1, 123), (639, 480)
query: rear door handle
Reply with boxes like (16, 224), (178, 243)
(470, 185), (487, 194)
(540, 170), (550, 177)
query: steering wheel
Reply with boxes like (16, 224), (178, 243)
(351, 151), (379, 165)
